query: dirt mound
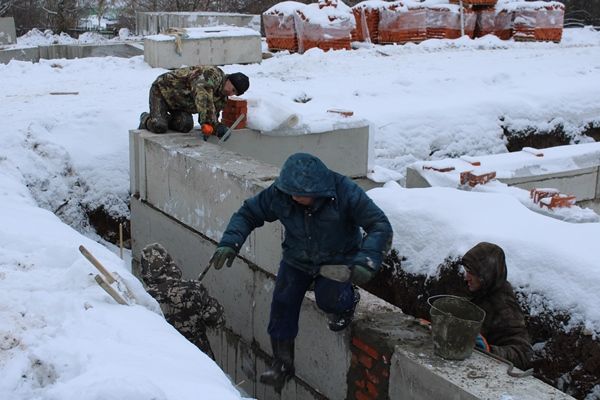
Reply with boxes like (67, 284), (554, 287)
(364, 250), (600, 399)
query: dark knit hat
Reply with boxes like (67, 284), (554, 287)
(227, 72), (249, 95)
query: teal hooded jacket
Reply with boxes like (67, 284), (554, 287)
(218, 153), (393, 274)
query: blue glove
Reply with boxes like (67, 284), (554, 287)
(350, 265), (375, 285)
(208, 246), (236, 270)
(475, 333), (490, 352)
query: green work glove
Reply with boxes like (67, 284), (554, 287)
(350, 265), (375, 286)
(209, 246), (236, 270)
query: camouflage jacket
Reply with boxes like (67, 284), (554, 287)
(140, 243), (225, 356)
(154, 66), (228, 125)
(462, 242), (533, 370)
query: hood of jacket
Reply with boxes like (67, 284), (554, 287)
(461, 242), (507, 297)
(140, 243), (182, 285)
(274, 153), (336, 198)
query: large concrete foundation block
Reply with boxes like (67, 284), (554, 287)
(133, 131), (283, 270)
(135, 12), (261, 36)
(0, 46), (40, 64)
(38, 43), (143, 60)
(0, 17), (16, 45)
(207, 124), (371, 178)
(144, 26), (261, 69)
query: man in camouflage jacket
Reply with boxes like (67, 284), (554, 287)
(140, 243), (224, 360)
(139, 66), (249, 134)
(462, 242), (533, 370)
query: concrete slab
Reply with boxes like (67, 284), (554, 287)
(38, 42), (143, 60)
(0, 46), (40, 64)
(0, 17), (16, 45)
(207, 124), (371, 177)
(135, 11), (261, 36)
(137, 132), (283, 269)
(144, 26), (261, 69)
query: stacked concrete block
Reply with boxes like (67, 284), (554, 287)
(0, 17), (16, 45)
(143, 26), (261, 69)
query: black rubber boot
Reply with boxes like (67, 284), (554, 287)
(260, 338), (295, 392)
(138, 112), (149, 129)
(328, 288), (360, 332)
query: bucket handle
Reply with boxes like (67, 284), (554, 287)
(427, 294), (470, 317)
(475, 348), (534, 378)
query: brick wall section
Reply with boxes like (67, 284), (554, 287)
(347, 311), (427, 400)
(221, 97), (247, 129)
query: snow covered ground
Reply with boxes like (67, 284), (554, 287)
(1, 27), (600, 398)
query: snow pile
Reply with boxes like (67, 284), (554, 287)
(17, 28), (78, 47)
(369, 182), (600, 334)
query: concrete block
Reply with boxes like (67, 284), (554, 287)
(207, 125), (371, 178)
(296, 292), (351, 400)
(0, 17), (16, 45)
(0, 46), (40, 64)
(144, 27), (261, 69)
(405, 165), (433, 188)
(135, 11), (261, 36)
(235, 338), (256, 397)
(38, 43), (143, 60)
(130, 196), (215, 279)
(499, 166), (598, 202)
(138, 131), (283, 270)
(390, 344), (574, 400)
(596, 166), (600, 198)
(253, 269), (277, 354)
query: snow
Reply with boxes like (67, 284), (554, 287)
(2, 26), (600, 397)
(148, 26), (260, 41)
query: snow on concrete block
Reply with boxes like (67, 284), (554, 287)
(143, 26), (261, 69)
(522, 146), (544, 157)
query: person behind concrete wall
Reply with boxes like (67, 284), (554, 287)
(139, 66), (249, 135)
(461, 242), (533, 370)
(140, 243), (224, 360)
(207, 152), (393, 392)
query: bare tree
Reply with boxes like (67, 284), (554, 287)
(0, 0), (16, 16)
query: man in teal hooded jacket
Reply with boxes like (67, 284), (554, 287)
(208, 153), (393, 391)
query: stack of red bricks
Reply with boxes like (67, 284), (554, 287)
(295, 0), (354, 52)
(263, 2), (305, 52)
(460, 170), (497, 187)
(378, 2), (428, 44)
(426, 5), (477, 39)
(352, 2), (385, 43)
(221, 97), (247, 129)
(349, 336), (391, 400)
(530, 188), (576, 209)
(512, 2), (565, 43)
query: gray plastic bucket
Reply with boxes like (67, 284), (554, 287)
(428, 295), (486, 360)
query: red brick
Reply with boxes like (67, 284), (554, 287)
(355, 390), (374, 400)
(358, 352), (374, 369)
(352, 337), (380, 359)
(355, 379), (366, 389)
(366, 381), (379, 398)
(364, 369), (380, 384)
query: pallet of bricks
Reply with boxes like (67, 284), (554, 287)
(378, 0), (428, 44)
(351, 1), (389, 43)
(263, 1), (305, 52)
(427, 2), (477, 39)
(295, 0), (355, 53)
(507, 1), (565, 42)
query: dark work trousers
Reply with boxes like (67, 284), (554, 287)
(268, 260), (354, 340)
(147, 84), (194, 133)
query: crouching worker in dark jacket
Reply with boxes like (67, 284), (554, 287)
(208, 153), (393, 392)
(141, 243), (224, 360)
(461, 242), (533, 370)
